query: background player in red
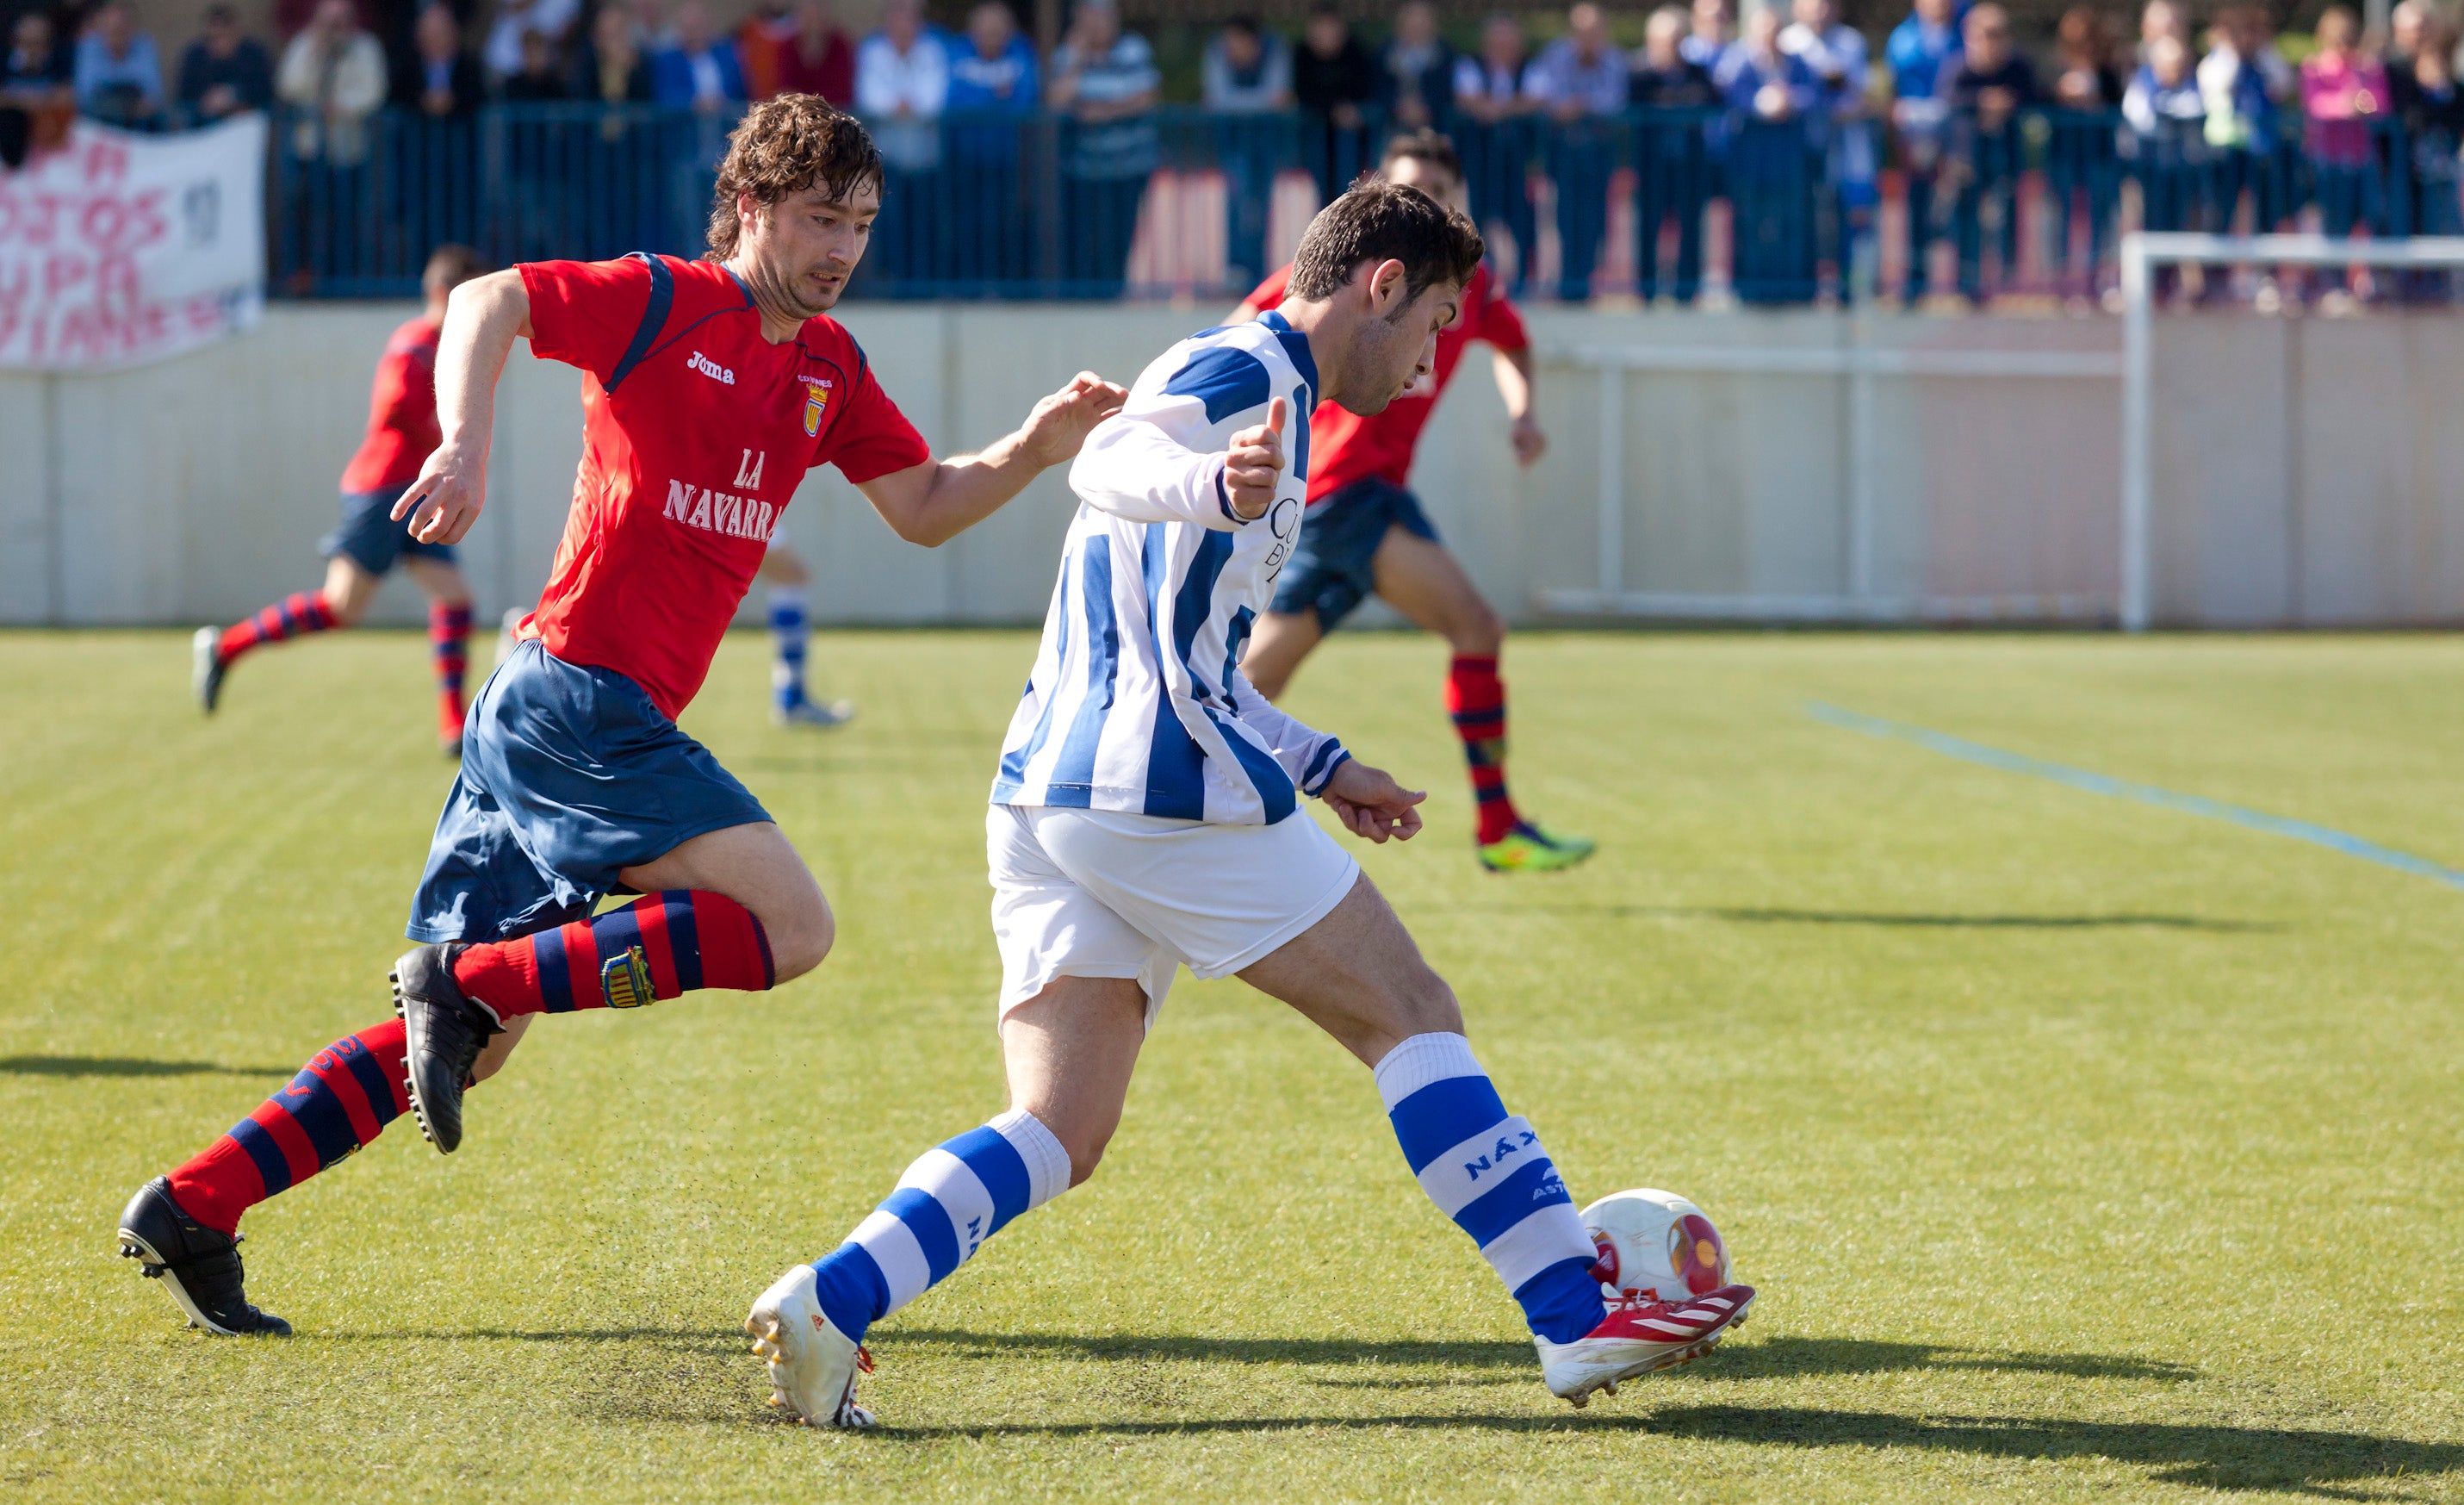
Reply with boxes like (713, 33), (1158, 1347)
(117, 96), (1126, 1337)
(1232, 132), (1593, 874)
(192, 244), (487, 756)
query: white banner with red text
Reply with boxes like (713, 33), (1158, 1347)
(0, 113), (266, 372)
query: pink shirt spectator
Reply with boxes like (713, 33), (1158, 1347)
(2301, 51), (2388, 165)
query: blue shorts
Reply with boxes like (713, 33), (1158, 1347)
(1268, 476), (1441, 631)
(320, 483), (457, 576)
(406, 641), (772, 942)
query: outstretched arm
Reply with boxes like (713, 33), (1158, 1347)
(856, 372), (1126, 547)
(1072, 395), (1288, 528)
(393, 270), (532, 544)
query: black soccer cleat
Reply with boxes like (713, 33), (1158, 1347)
(394, 942), (500, 1155)
(117, 1177), (290, 1335)
(191, 627), (227, 714)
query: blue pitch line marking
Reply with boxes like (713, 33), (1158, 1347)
(1807, 701), (2464, 892)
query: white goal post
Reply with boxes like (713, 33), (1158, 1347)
(2118, 231), (2464, 631)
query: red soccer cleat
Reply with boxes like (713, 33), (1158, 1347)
(1533, 1283), (1756, 1406)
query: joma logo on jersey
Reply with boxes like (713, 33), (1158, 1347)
(665, 478), (778, 540)
(687, 350), (735, 385)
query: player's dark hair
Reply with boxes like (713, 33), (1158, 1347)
(1381, 128), (1462, 185)
(1284, 178), (1484, 308)
(421, 244), (486, 297)
(704, 94), (884, 261)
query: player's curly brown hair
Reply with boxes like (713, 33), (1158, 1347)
(703, 95), (884, 261)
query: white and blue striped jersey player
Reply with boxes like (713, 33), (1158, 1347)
(755, 302), (1732, 1433)
(990, 311), (1348, 824)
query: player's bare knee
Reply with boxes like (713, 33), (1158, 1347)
(1389, 962), (1465, 1039)
(765, 894), (835, 983)
(1450, 601), (1505, 657)
(323, 587), (368, 628)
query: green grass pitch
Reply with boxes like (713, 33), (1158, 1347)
(4, 626), (2461, 1502)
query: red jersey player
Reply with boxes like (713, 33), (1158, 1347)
(117, 97), (1126, 1336)
(1234, 132), (1593, 873)
(192, 245), (487, 756)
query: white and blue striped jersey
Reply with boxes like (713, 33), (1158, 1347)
(991, 312), (1350, 825)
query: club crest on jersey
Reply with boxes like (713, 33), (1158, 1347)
(801, 376), (833, 437)
(600, 945), (654, 1009)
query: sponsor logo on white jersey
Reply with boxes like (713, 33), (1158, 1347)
(687, 350), (735, 385)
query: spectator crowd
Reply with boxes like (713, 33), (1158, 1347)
(7, 0), (2463, 303)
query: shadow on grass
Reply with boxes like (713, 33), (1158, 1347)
(1415, 905), (2278, 932)
(0, 1055), (294, 1078)
(895, 1331), (2194, 1384)
(867, 1406), (2458, 1496)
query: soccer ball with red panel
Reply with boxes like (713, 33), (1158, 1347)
(1581, 1189), (1732, 1302)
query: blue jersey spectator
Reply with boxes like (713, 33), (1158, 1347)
(1888, 0), (1963, 299)
(1885, 0), (1964, 120)
(944, 3), (1035, 286)
(75, 1), (164, 127)
(651, 2), (747, 113)
(946, 2), (1036, 117)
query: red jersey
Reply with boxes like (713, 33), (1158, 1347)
(1246, 261), (1528, 506)
(338, 314), (443, 494)
(517, 254), (929, 719)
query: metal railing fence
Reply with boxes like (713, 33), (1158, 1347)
(258, 103), (2464, 303)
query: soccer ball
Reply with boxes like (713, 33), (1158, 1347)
(1581, 1188), (1731, 1302)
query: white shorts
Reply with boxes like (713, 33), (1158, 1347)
(986, 804), (1362, 1029)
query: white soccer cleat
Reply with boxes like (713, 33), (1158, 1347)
(745, 1264), (877, 1428)
(1534, 1283), (1756, 1407)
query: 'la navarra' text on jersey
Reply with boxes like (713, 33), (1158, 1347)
(992, 313), (1350, 825)
(516, 254), (929, 719)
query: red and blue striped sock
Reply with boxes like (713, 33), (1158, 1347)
(430, 600), (472, 740)
(164, 1020), (410, 1234)
(450, 891), (775, 1020)
(1446, 655), (1520, 846)
(217, 591), (338, 666)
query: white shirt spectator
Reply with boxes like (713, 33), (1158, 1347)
(276, 19), (386, 164)
(484, 0), (580, 80)
(854, 28), (949, 169)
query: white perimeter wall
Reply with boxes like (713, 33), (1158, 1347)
(3, 302), (2461, 628)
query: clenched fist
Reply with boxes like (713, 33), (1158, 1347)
(1223, 396), (1288, 521)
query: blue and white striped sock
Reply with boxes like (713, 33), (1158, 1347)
(1375, 1032), (1607, 1345)
(768, 588), (809, 712)
(808, 1109), (1074, 1343)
